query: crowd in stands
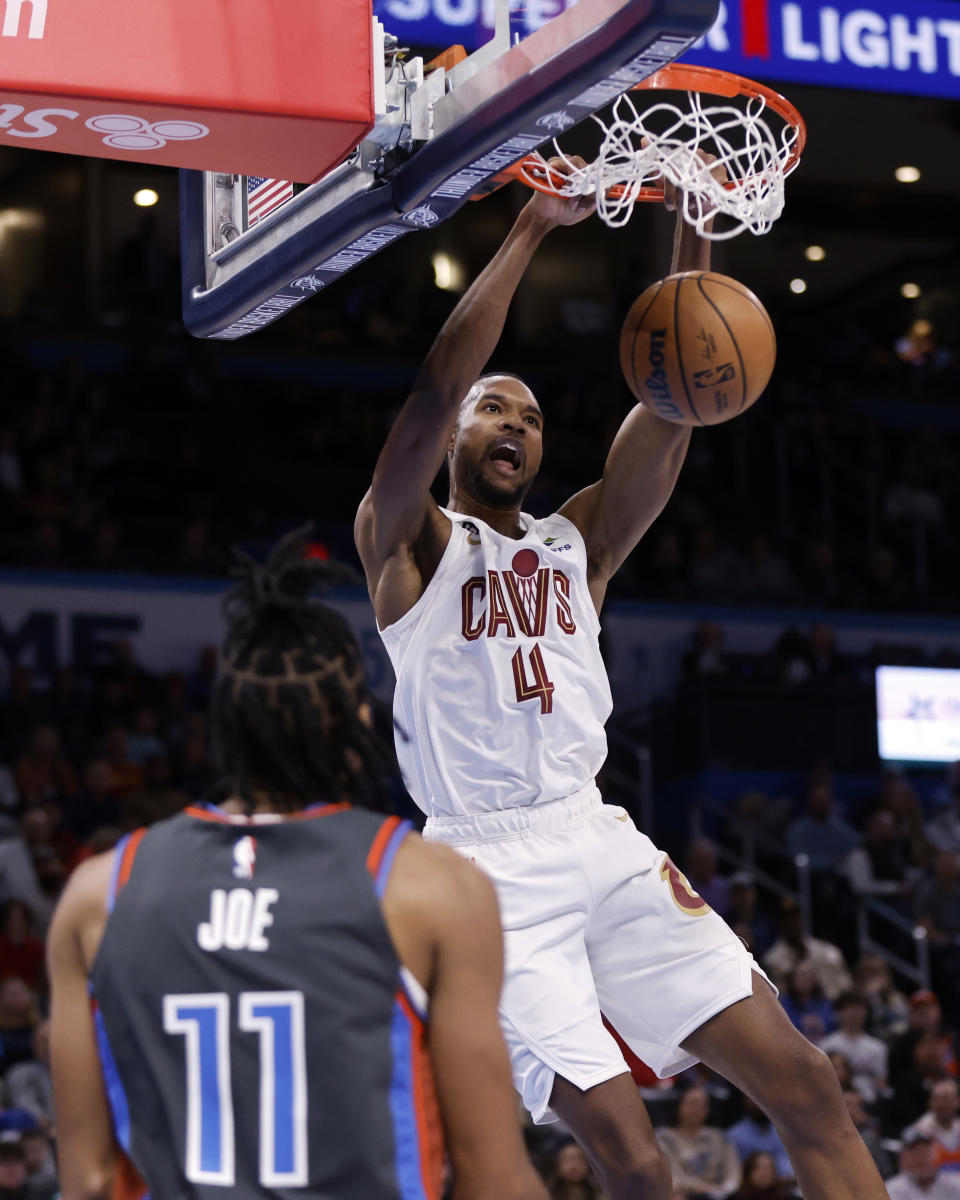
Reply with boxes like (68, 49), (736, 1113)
(1, 297), (959, 614)
(1, 639), (960, 1196)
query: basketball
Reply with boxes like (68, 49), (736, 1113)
(619, 271), (776, 426)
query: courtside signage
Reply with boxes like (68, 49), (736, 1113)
(383, 0), (960, 98)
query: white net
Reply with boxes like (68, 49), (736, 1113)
(520, 86), (803, 241)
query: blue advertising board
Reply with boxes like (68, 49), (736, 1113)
(377, 0), (960, 98)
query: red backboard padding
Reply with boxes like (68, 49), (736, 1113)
(0, 0), (374, 181)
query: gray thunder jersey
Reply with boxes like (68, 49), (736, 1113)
(90, 805), (440, 1200)
(380, 508), (612, 818)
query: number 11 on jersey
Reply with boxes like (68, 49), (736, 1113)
(163, 990), (308, 1187)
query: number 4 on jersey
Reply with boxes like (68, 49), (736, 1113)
(511, 644), (554, 714)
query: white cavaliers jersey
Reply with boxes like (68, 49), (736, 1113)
(379, 507), (612, 818)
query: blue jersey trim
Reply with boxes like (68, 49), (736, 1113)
(374, 820), (413, 900)
(92, 998), (132, 1154)
(106, 834), (130, 914)
(389, 1001), (428, 1200)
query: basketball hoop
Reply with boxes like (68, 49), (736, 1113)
(511, 64), (806, 240)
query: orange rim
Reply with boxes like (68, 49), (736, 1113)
(509, 62), (806, 204)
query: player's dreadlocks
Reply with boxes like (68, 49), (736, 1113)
(209, 525), (394, 812)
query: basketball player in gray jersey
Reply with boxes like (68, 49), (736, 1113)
(48, 530), (547, 1200)
(356, 163), (889, 1199)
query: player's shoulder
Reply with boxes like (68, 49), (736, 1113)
(391, 833), (499, 920)
(47, 846), (118, 966)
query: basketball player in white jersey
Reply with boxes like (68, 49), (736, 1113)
(355, 161), (888, 1200)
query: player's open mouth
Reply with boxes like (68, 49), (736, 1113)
(488, 437), (524, 474)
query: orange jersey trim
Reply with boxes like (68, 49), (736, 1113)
(184, 801), (351, 823)
(397, 989), (445, 1200)
(115, 828), (147, 897)
(366, 815), (404, 877)
(111, 1149), (148, 1200)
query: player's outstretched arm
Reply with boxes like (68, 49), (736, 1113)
(48, 853), (120, 1200)
(559, 183), (721, 611)
(355, 171), (593, 620)
(384, 838), (548, 1200)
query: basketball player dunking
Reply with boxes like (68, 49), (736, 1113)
(356, 164), (889, 1198)
(48, 531), (547, 1200)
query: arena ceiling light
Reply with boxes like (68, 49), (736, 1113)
(894, 166), (921, 183)
(133, 189), (159, 207)
(804, 245), (826, 262)
(790, 278), (807, 294)
(901, 282), (921, 299)
(432, 251), (465, 292)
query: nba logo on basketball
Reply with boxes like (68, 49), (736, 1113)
(232, 836), (257, 879)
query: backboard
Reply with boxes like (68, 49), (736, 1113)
(180, 0), (720, 340)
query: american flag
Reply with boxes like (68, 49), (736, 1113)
(246, 176), (294, 227)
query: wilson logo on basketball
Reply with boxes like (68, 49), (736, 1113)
(660, 856), (709, 917)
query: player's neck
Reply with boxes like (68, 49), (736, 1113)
(446, 490), (526, 540)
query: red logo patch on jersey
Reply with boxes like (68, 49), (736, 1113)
(511, 548), (540, 577)
(659, 855), (709, 917)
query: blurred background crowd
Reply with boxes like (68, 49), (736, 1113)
(3, 634), (960, 1197)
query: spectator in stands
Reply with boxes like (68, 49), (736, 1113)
(19, 1126), (56, 1195)
(0, 978), (39, 1074)
(0, 830), (49, 934)
(13, 728), (77, 809)
(874, 772), (930, 871)
(916, 852), (960, 941)
(0, 902), (43, 992)
(827, 1050), (854, 1090)
(779, 961), (837, 1040)
(843, 1087), (894, 1179)
(725, 873), (775, 957)
(855, 955), (911, 1040)
(689, 528), (746, 604)
(3, 1021), (52, 1132)
(126, 707), (166, 767)
(0, 1132), (56, 1200)
(656, 1084), (740, 1199)
(681, 621), (730, 681)
(786, 781), (859, 873)
(846, 810), (912, 904)
(682, 839), (730, 917)
(101, 726), (143, 799)
(762, 898), (854, 1001)
(0, 766), (18, 818)
(889, 992), (960, 1085)
(820, 991), (888, 1102)
(63, 759), (122, 843)
(724, 1095), (792, 1181)
(926, 764), (960, 854)
(907, 1079), (960, 1173)
(887, 1033), (955, 1133)
(886, 1128), (960, 1200)
(729, 1150), (790, 1200)
(743, 536), (798, 607)
(545, 1141), (602, 1200)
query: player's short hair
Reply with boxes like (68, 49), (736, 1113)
(459, 371), (533, 420)
(209, 525), (394, 812)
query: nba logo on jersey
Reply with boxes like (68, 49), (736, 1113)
(232, 835), (257, 879)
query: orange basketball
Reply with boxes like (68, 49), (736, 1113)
(619, 271), (776, 425)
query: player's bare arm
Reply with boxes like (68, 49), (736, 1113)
(48, 851), (119, 1200)
(383, 837), (548, 1200)
(355, 166), (593, 630)
(559, 167), (723, 612)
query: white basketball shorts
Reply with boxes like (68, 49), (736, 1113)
(423, 785), (772, 1124)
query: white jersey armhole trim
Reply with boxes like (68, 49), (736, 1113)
(539, 512), (602, 635)
(399, 965), (429, 1019)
